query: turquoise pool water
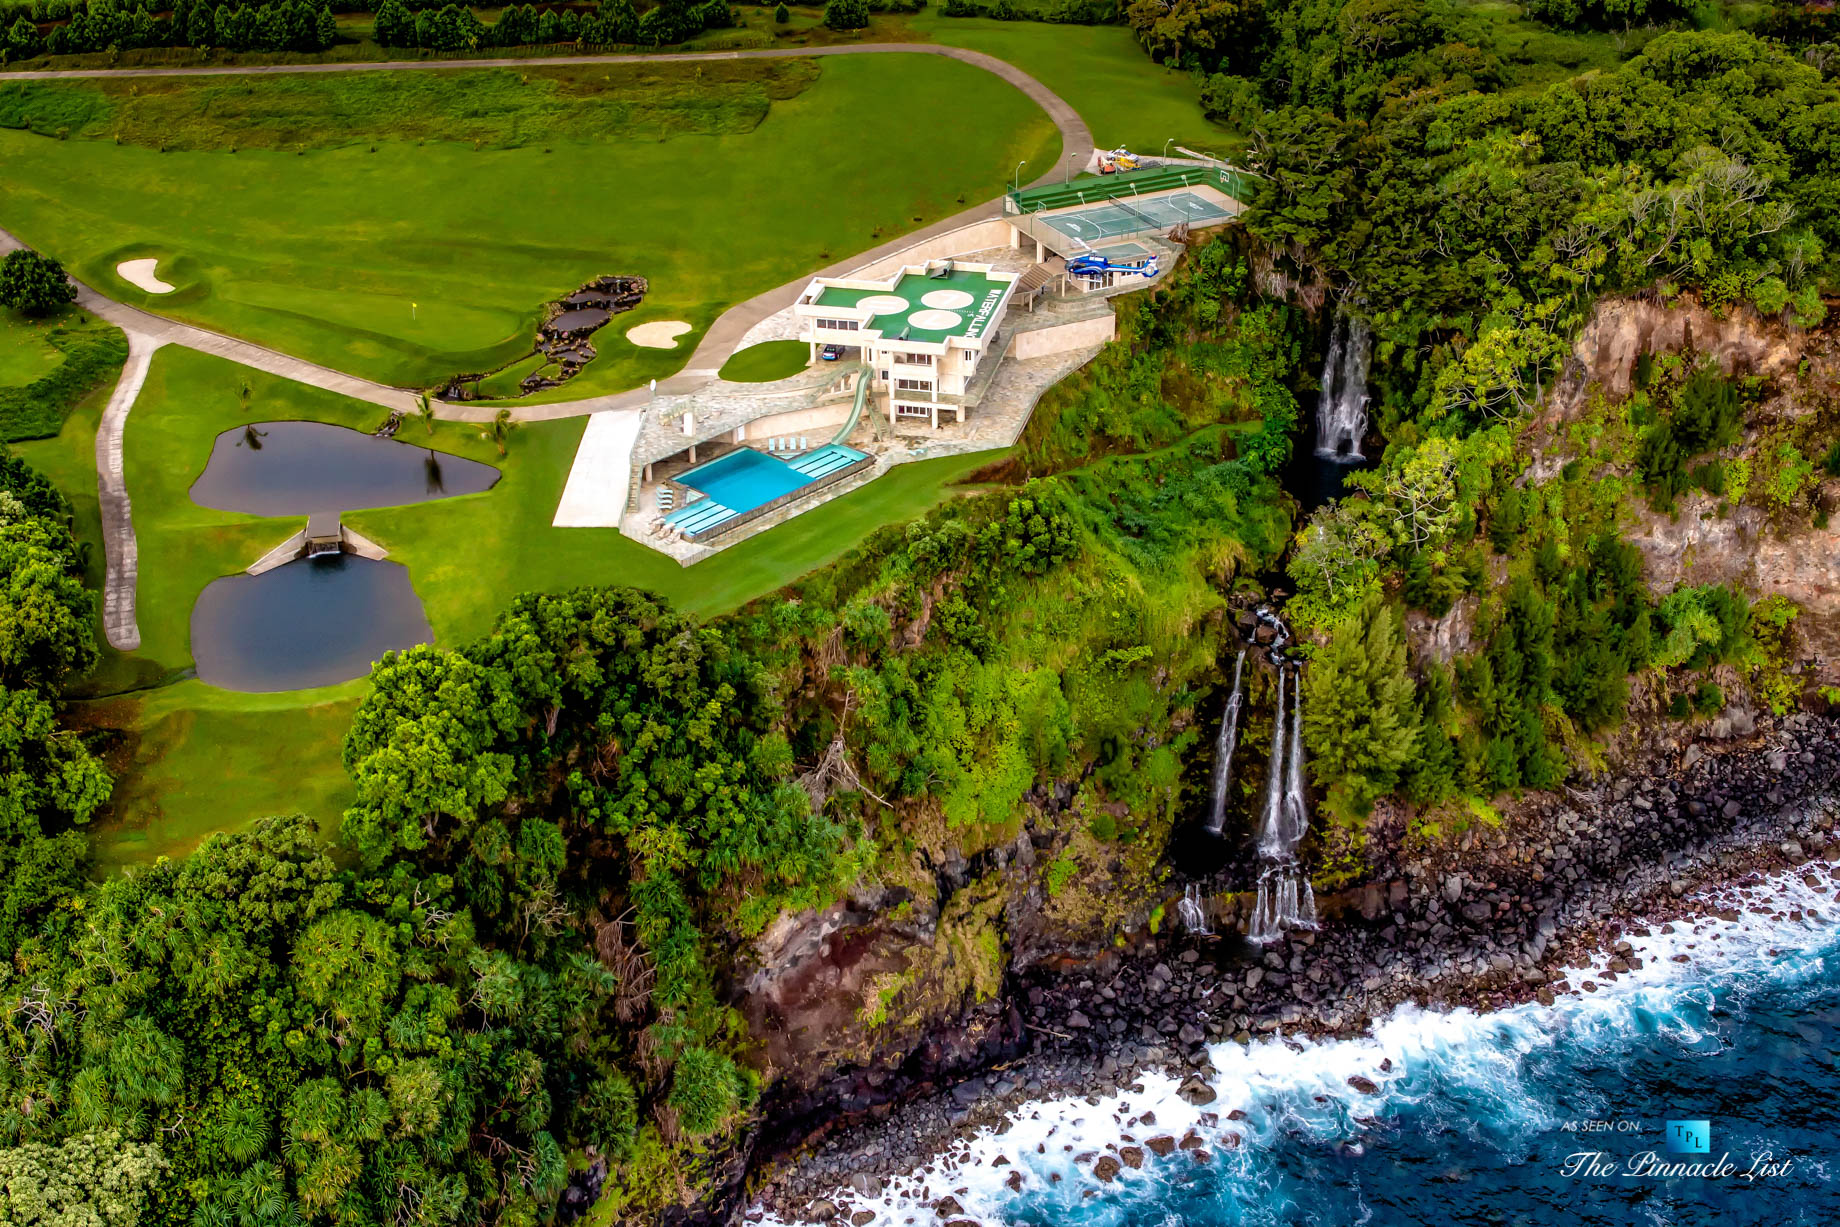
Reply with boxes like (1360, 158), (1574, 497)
(679, 448), (810, 511)
(667, 445), (868, 536)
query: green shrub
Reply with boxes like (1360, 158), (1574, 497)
(668, 1047), (742, 1137)
(1693, 681), (1725, 716)
(0, 250), (74, 317)
(823, 0), (869, 28)
(1300, 596), (1420, 820)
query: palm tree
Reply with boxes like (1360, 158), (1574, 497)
(489, 407), (513, 457)
(419, 393), (436, 435)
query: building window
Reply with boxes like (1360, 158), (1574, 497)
(894, 352), (933, 366)
(879, 370), (891, 382)
(815, 318), (860, 331)
(894, 402), (932, 419)
(895, 378), (932, 392)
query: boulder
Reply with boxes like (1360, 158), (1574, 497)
(1346, 1075), (1380, 1095)
(1093, 1156), (1122, 1183)
(1120, 1146), (1145, 1169)
(1146, 1135), (1177, 1157)
(1177, 1074), (1217, 1105)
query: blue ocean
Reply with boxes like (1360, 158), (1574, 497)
(774, 866), (1840, 1226)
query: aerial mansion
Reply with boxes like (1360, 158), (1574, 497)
(796, 262), (1021, 430)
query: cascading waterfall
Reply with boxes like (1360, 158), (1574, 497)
(1177, 883), (1211, 935)
(1315, 312), (1371, 461)
(1202, 649), (1248, 836)
(1257, 666), (1289, 857)
(1249, 659), (1318, 943)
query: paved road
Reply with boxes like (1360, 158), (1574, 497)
(2, 42), (1092, 648)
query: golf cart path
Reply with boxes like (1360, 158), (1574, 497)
(0, 43), (1092, 649)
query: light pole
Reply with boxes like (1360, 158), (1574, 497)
(1164, 137), (1175, 158)
(1012, 159), (1027, 193)
(1066, 151), (1077, 184)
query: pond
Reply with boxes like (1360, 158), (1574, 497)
(189, 420), (499, 516)
(191, 555), (431, 692)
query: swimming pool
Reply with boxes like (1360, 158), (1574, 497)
(667, 444), (869, 536)
(678, 448), (811, 511)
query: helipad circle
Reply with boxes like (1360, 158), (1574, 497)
(908, 309), (963, 331)
(858, 294), (909, 316)
(921, 289), (975, 310)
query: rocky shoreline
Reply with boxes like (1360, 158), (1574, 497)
(739, 709), (1840, 1225)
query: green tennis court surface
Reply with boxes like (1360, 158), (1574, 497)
(1041, 192), (1235, 242)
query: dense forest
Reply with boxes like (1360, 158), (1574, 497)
(4, 0), (1840, 1224)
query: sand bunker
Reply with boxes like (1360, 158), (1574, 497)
(117, 258), (175, 294)
(627, 320), (692, 349)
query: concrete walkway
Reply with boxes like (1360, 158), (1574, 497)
(1, 42), (1094, 645)
(94, 333), (165, 651)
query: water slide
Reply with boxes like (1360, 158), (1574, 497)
(830, 369), (871, 445)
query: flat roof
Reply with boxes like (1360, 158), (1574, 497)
(813, 267), (1012, 344)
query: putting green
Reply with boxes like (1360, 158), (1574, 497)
(718, 339), (811, 383)
(0, 54), (1060, 391)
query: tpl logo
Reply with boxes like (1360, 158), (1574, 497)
(1666, 1120), (1712, 1154)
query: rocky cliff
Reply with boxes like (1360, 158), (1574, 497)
(1536, 294), (1840, 685)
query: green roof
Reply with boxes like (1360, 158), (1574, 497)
(813, 268), (1011, 344)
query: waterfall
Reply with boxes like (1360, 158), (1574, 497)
(1315, 313), (1371, 461)
(1258, 666), (1289, 857)
(1283, 666), (1308, 836)
(1249, 661), (1318, 942)
(1202, 649), (1247, 835)
(1177, 883), (1211, 935)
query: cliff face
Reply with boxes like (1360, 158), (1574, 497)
(1537, 295), (1840, 686)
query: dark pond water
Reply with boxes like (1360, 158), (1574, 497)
(189, 421), (499, 516)
(550, 307), (611, 332)
(191, 555), (431, 692)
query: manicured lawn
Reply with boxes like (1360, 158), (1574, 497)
(0, 310), (63, 385)
(0, 54), (1059, 392)
(718, 339), (812, 383)
(79, 680), (364, 874)
(38, 346), (1000, 864)
(902, 11), (1231, 157)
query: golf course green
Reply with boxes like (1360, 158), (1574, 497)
(0, 53), (1060, 393)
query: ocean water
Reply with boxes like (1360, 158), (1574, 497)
(775, 865), (1840, 1226)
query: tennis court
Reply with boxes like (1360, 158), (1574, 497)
(1041, 191), (1235, 242)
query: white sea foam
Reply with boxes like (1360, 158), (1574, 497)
(758, 861), (1840, 1226)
